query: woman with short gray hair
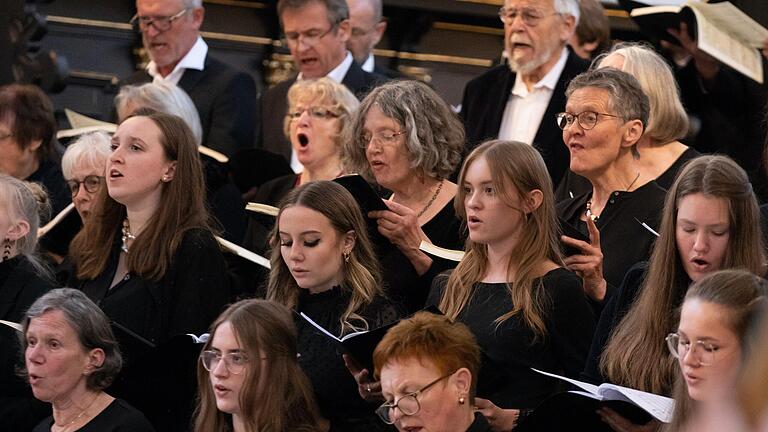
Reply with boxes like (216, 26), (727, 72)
(23, 288), (155, 431)
(342, 79), (465, 313)
(61, 131), (112, 222)
(556, 68), (667, 303)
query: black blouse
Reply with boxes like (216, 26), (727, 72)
(428, 268), (595, 409)
(556, 180), (666, 289)
(75, 228), (230, 344)
(382, 199), (465, 313)
(295, 285), (399, 432)
(33, 398), (155, 432)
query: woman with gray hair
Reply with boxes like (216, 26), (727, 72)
(556, 42), (699, 201)
(556, 68), (667, 303)
(0, 174), (55, 430)
(23, 288), (154, 431)
(61, 131), (112, 222)
(343, 79), (465, 313)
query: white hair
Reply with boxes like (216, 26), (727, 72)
(61, 131), (112, 180)
(115, 81), (203, 145)
(555, 0), (580, 25)
(181, 0), (203, 8)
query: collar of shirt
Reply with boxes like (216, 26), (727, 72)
(511, 47), (569, 98)
(361, 53), (375, 73)
(147, 36), (208, 85)
(297, 51), (354, 83)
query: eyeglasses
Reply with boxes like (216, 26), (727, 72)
(130, 8), (189, 32)
(358, 130), (407, 148)
(666, 333), (718, 366)
(556, 111), (621, 131)
(498, 7), (560, 26)
(283, 23), (338, 48)
(376, 371), (456, 424)
(66, 175), (104, 197)
(286, 106), (340, 121)
(200, 350), (250, 375)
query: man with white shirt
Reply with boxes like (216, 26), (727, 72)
(259, 0), (381, 169)
(347, 0), (399, 78)
(124, 0), (257, 157)
(460, 0), (587, 187)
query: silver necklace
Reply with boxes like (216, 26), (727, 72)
(53, 392), (100, 432)
(121, 219), (135, 254)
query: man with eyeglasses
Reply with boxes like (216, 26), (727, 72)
(259, 0), (383, 171)
(347, 0), (400, 79)
(123, 0), (257, 158)
(459, 0), (587, 188)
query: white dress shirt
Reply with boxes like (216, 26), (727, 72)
(498, 47), (569, 145)
(147, 36), (208, 85)
(361, 53), (375, 73)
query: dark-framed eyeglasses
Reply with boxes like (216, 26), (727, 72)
(282, 22), (339, 48)
(66, 175), (104, 197)
(376, 371), (456, 424)
(200, 350), (250, 375)
(665, 333), (717, 366)
(498, 6), (559, 26)
(358, 130), (407, 148)
(556, 111), (621, 131)
(286, 106), (341, 121)
(130, 8), (189, 32)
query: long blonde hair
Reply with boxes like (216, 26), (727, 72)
(266, 181), (383, 335)
(602, 156), (765, 395)
(438, 140), (562, 339)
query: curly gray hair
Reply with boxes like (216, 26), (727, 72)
(342, 80), (464, 182)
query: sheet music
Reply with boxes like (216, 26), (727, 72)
(0, 319), (22, 332)
(599, 384), (676, 423)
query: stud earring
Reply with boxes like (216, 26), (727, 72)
(458, 396), (466, 405)
(343, 251), (350, 262)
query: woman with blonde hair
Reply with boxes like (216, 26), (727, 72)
(267, 180), (399, 431)
(557, 42), (697, 200)
(586, 155), (765, 430)
(194, 299), (322, 432)
(429, 140), (595, 430)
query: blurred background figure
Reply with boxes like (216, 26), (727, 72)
(568, 0), (610, 61)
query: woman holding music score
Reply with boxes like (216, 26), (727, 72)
(428, 140), (595, 431)
(267, 180), (399, 431)
(584, 155), (765, 432)
(661, 270), (766, 431)
(343, 79), (465, 313)
(556, 67), (667, 302)
(195, 299), (323, 432)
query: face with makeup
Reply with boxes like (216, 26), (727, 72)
(675, 193), (730, 282)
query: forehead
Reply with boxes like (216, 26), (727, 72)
(679, 299), (736, 336)
(348, 0), (375, 21)
(27, 310), (75, 337)
(292, 91), (332, 107)
(279, 205), (335, 233)
(504, 0), (554, 10)
(363, 104), (399, 129)
(464, 156), (492, 182)
(211, 321), (241, 350)
(380, 357), (438, 389)
(281, 2), (331, 32)
(115, 116), (162, 143)
(566, 87), (612, 111)
(677, 194), (730, 223)
(136, 0), (184, 15)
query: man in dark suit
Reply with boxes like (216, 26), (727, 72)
(460, 0), (588, 187)
(259, 0), (381, 169)
(347, 0), (400, 78)
(124, 0), (257, 157)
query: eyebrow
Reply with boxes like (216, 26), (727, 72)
(211, 347), (245, 354)
(677, 218), (728, 227)
(278, 230), (322, 236)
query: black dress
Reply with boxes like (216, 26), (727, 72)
(73, 228), (229, 431)
(581, 262), (690, 386)
(556, 180), (666, 289)
(295, 286), (400, 432)
(428, 268), (596, 409)
(0, 256), (55, 432)
(382, 200), (465, 313)
(29, 159), (79, 259)
(33, 398), (155, 432)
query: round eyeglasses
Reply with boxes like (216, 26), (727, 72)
(200, 350), (249, 375)
(556, 111), (621, 131)
(665, 333), (717, 366)
(66, 175), (104, 197)
(376, 371), (456, 424)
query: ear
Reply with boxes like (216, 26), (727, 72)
(336, 19), (351, 42)
(191, 7), (205, 30)
(579, 40), (600, 56)
(6, 220), (30, 241)
(84, 348), (105, 374)
(372, 21), (386, 45)
(27, 139), (43, 153)
(621, 119), (645, 148)
(523, 189), (544, 214)
(342, 230), (356, 252)
(452, 367), (472, 396)
(162, 161), (177, 182)
(559, 14), (577, 42)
